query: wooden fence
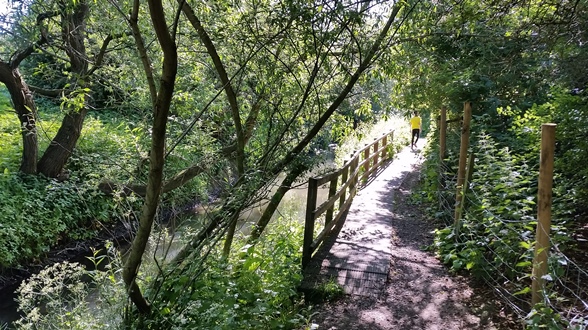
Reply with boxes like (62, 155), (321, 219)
(301, 130), (394, 269)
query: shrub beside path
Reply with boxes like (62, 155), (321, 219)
(302, 140), (513, 330)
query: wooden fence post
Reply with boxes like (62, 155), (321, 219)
(363, 143), (370, 178)
(454, 153), (475, 232)
(531, 123), (556, 306)
(439, 107), (448, 193)
(373, 138), (379, 167)
(349, 152), (358, 199)
(339, 160), (349, 210)
(440, 107), (447, 162)
(302, 177), (319, 269)
(466, 153), (475, 184)
(454, 102), (472, 228)
(325, 175), (338, 225)
(381, 135), (388, 160)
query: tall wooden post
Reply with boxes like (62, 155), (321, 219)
(349, 152), (358, 199)
(325, 175), (338, 225)
(381, 135), (388, 160)
(466, 153), (475, 184)
(363, 143), (370, 175)
(531, 123), (556, 306)
(454, 102), (472, 227)
(339, 160), (349, 210)
(440, 107), (447, 161)
(302, 177), (319, 269)
(455, 153), (475, 229)
(373, 138), (379, 166)
(439, 107), (448, 193)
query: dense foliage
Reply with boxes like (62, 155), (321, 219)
(381, 0), (588, 327)
(0, 172), (111, 266)
(147, 221), (306, 330)
(2, 0), (588, 328)
(14, 221), (306, 329)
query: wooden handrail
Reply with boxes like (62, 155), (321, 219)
(302, 129), (395, 269)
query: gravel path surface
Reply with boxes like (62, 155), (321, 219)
(307, 146), (513, 330)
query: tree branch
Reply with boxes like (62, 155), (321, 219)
(9, 11), (59, 67)
(129, 0), (158, 107)
(28, 85), (62, 97)
(87, 31), (132, 76)
(99, 163), (206, 197)
(180, 1), (246, 175)
(269, 3), (403, 176)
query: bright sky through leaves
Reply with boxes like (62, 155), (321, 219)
(0, 0), (6, 10)
(0, 0), (10, 15)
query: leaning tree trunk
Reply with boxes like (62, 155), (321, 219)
(247, 163), (308, 244)
(37, 109), (87, 177)
(0, 64), (38, 174)
(122, 0), (178, 314)
(37, 0), (90, 178)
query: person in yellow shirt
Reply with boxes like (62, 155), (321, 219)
(409, 111), (422, 149)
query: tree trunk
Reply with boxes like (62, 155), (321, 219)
(122, 0), (178, 314)
(181, 3), (248, 257)
(0, 63), (38, 174)
(37, 109), (87, 177)
(247, 163), (308, 243)
(37, 0), (89, 178)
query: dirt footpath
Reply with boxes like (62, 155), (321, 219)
(307, 155), (516, 330)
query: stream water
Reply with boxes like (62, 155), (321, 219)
(0, 166), (334, 328)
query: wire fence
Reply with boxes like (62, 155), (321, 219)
(433, 119), (588, 328)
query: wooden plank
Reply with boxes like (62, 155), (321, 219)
(310, 195), (354, 251)
(315, 192), (340, 218)
(315, 171), (357, 218)
(315, 168), (341, 186)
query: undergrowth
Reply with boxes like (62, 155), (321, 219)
(420, 109), (582, 329)
(14, 243), (127, 329)
(13, 218), (309, 330)
(0, 104), (138, 267)
(0, 172), (112, 267)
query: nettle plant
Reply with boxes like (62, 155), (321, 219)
(433, 134), (537, 279)
(432, 132), (575, 301)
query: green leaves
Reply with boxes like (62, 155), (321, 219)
(0, 171), (113, 267)
(149, 219), (306, 329)
(516, 261), (532, 268)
